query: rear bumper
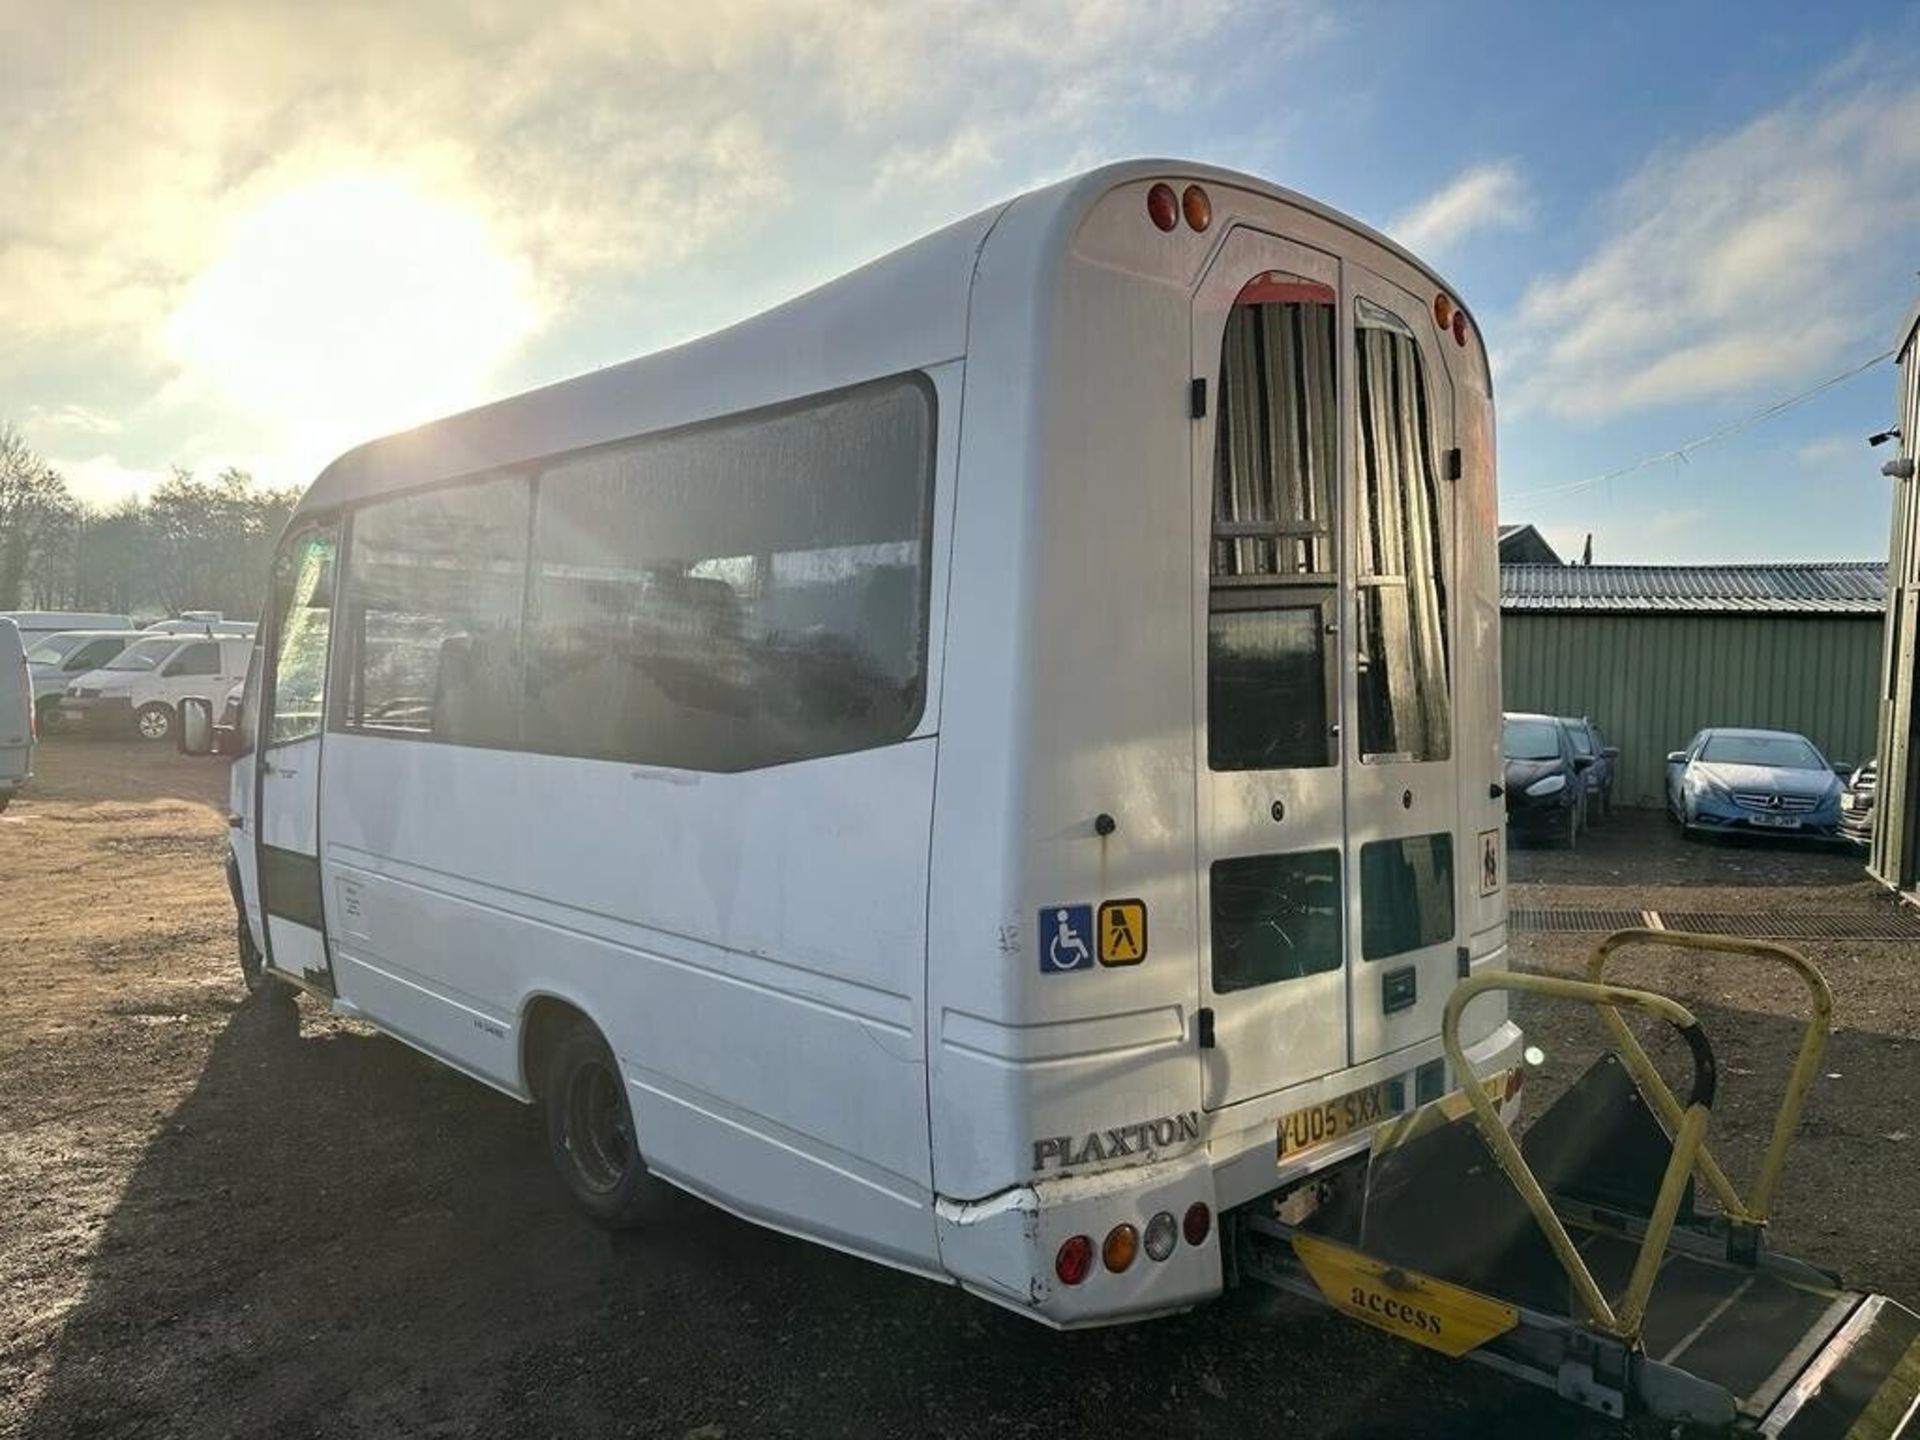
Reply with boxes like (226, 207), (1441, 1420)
(933, 1014), (1527, 1328)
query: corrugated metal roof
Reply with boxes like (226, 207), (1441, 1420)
(1501, 562), (1886, 615)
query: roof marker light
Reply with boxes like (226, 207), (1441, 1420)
(1434, 293), (1454, 330)
(1147, 183), (1179, 232)
(1182, 185), (1212, 232)
(1452, 309), (1469, 347)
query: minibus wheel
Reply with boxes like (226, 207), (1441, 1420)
(544, 1019), (650, 1228)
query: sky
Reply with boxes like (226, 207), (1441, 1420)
(4, 0), (1918, 562)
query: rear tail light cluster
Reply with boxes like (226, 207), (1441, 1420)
(1147, 182), (1212, 234)
(1054, 1202), (1212, 1285)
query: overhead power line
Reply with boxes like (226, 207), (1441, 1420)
(1505, 347), (1897, 504)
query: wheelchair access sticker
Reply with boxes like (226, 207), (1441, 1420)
(1039, 905), (1095, 974)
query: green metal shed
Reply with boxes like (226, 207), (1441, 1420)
(1501, 563), (1886, 807)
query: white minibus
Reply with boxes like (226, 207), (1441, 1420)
(212, 159), (1518, 1328)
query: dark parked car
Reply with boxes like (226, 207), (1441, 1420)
(1502, 712), (1590, 847)
(1664, 727), (1848, 841)
(1562, 716), (1619, 823)
(1839, 758), (1876, 846)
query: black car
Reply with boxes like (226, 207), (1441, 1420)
(1839, 758), (1876, 846)
(1502, 712), (1590, 847)
(1561, 716), (1620, 824)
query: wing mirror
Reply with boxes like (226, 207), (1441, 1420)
(1573, 755), (1596, 771)
(1833, 763), (1854, 782)
(1602, 746), (1620, 759)
(178, 696), (214, 756)
(1666, 751), (1688, 765)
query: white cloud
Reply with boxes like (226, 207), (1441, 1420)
(1388, 162), (1530, 256)
(3, 0), (1325, 504)
(1797, 432), (1865, 468)
(1506, 71), (1920, 420)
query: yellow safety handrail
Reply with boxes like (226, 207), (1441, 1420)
(1441, 970), (1718, 1341)
(1586, 928), (1833, 1231)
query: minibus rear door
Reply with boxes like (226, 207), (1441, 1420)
(1191, 229), (1350, 1110)
(255, 518), (340, 992)
(1341, 267), (1460, 1066)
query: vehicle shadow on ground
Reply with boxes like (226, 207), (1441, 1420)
(1510, 807), (1871, 892)
(22, 995), (1611, 1440)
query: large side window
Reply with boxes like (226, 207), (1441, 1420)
(1208, 277), (1339, 772)
(266, 526), (338, 748)
(341, 475), (530, 748)
(1354, 298), (1450, 762)
(522, 375), (935, 772)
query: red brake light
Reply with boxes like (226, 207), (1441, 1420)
(1055, 1234), (1094, 1285)
(1147, 183), (1179, 232)
(1183, 1202), (1212, 1247)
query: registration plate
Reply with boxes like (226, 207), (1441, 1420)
(1750, 814), (1802, 829)
(1278, 1080), (1403, 1160)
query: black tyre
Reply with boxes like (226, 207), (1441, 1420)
(544, 1019), (651, 1228)
(238, 916), (293, 1002)
(135, 702), (175, 742)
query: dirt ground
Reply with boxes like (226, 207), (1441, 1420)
(2, 743), (1916, 1440)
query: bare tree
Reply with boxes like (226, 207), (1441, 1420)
(0, 424), (79, 608)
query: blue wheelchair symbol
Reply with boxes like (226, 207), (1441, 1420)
(1039, 905), (1095, 974)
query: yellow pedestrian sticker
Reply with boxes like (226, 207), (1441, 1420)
(1290, 1232), (1517, 1359)
(1097, 899), (1147, 966)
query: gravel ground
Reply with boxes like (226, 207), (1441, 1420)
(2, 743), (1915, 1440)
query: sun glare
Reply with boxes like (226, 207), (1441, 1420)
(168, 174), (535, 456)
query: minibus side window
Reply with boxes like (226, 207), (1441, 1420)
(1354, 301), (1450, 762)
(340, 475), (529, 748)
(521, 375), (934, 772)
(1208, 281), (1338, 773)
(267, 530), (336, 748)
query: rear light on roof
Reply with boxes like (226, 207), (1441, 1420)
(1147, 183), (1179, 232)
(1183, 1202), (1212, 1247)
(1182, 184), (1212, 233)
(1144, 1210), (1178, 1262)
(1434, 292), (1454, 330)
(1055, 1234), (1094, 1285)
(1452, 309), (1469, 347)
(1102, 1223), (1139, 1274)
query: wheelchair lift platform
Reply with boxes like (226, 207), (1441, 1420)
(1238, 930), (1920, 1437)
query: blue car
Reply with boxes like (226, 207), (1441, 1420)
(1665, 727), (1849, 840)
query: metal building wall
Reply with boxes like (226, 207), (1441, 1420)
(1501, 613), (1884, 807)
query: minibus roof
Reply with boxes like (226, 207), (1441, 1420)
(295, 159), (1472, 519)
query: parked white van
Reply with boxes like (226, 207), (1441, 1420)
(1, 610), (136, 643)
(25, 630), (148, 723)
(0, 619), (31, 812)
(145, 613), (257, 637)
(59, 633), (252, 741)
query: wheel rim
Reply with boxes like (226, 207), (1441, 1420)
(139, 708), (169, 739)
(563, 1056), (633, 1195)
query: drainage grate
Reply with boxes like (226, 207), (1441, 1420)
(1510, 908), (1648, 933)
(1511, 907), (1920, 940)
(1658, 910), (1920, 941)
